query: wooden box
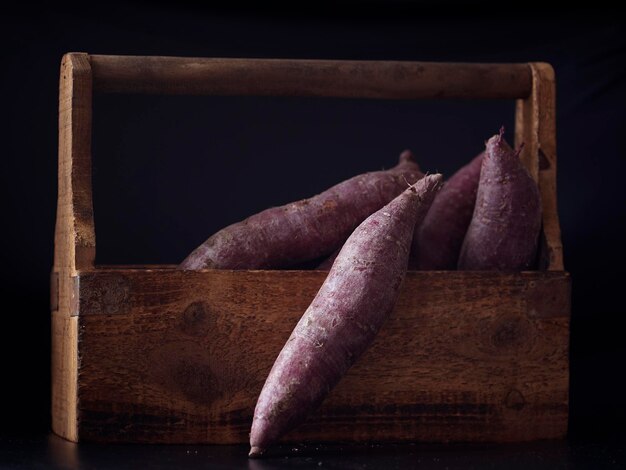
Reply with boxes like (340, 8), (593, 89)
(52, 53), (570, 444)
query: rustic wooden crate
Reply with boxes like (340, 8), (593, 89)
(52, 53), (570, 444)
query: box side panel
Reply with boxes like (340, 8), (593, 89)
(52, 315), (79, 441)
(76, 270), (569, 443)
(52, 52), (93, 442)
(515, 63), (562, 271)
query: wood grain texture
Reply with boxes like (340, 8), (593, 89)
(515, 63), (563, 271)
(75, 269), (570, 444)
(52, 52), (94, 442)
(55, 53), (95, 273)
(51, 315), (79, 441)
(89, 55), (532, 99)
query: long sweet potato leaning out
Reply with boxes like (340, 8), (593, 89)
(249, 174), (443, 457)
(179, 151), (423, 270)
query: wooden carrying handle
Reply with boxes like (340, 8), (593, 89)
(54, 53), (562, 273)
(89, 55), (533, 99)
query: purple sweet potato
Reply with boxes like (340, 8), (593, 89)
(249, 174), (443, 457)
(411, 152), (483, 270)
(322, 168), (442, 271)
(180, 151), (423, 270)
(458, 130), (541, 270)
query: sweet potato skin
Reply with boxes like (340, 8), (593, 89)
(458, 133), (541, 270)
(321, 166), (443, 272)
(249, 174), (443, 456)
(180, 151), (422, 270)
(411, 152), (483, 270)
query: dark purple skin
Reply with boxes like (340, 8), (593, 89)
(458, 132), (541, 270)
(179, 151), (423, 270)
(249, 174), (443, 458)
(411, 152), (483, 270)
(321, 169), (444, 271)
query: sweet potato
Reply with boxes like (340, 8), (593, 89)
(411, 152), (483, 269)
(180, 151), (423, 270)
(458, 130), (541, 270)
(322, 166), (446, 271)
(249, 174), (443, 457)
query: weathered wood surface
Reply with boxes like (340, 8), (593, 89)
(515, 62), (563, 271)
(52, 52), (95, 442)
(90, 55), (532, 99)
(76, 269), (570, 444)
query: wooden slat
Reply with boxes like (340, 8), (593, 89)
(95, 264), (178, 270)
(515, 63), (563, 270)
(55, 53), (95, 272)
(52, 52), (94, 442)
(75, 269), (570, 444)
(89, 55), (532, 99)
(51, 315), (79, 441)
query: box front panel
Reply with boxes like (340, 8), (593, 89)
(76, 269), (569, 443)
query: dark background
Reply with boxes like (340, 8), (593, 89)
(2, 0), (625, 451)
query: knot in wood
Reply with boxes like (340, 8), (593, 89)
(173, 358), (219, 404)
(505, 389), (526, 410)
(490, 317), (527, 350)
(180, 302), (212, 337)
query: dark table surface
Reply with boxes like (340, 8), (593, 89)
(1, 433), (625, 469)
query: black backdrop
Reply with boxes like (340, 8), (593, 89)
(2, 2), (625, 441)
